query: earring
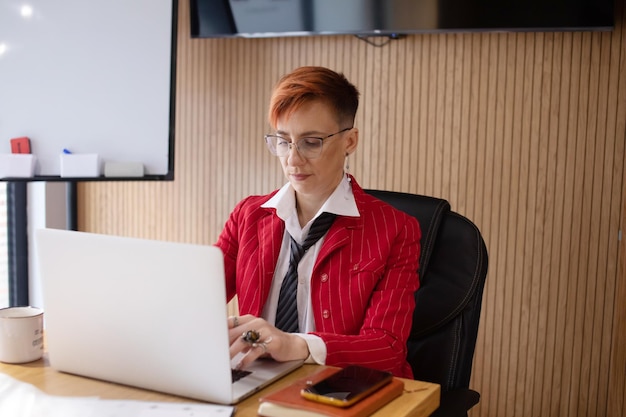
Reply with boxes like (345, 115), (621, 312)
(345, 153), (350, 174)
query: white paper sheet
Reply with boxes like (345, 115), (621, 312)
(0, 373), (235, 417)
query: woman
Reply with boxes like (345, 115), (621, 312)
(216, 66), (421, 378)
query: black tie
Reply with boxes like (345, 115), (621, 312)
(275, 212), (337, 333)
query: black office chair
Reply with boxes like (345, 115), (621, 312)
(365, 190), (488, 417)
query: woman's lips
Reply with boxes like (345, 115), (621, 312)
(290, 173), (310, 181)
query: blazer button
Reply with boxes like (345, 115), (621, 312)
(322, 310), (330, 319)
(352, 263), (359, 271)
(320, 273), (329, 282)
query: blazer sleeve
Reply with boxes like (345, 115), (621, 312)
(215, 191), (282, 305)
(215, 194), (276, 302)
(214, 197), (244, 301)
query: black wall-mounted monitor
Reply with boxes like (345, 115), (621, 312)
(190, 0), (614, 39)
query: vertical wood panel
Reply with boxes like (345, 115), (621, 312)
(542, 31), (560, 416)
(608, 4), (626, 416)
(77, 0), (626, 415)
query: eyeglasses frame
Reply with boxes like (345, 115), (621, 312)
(264, 127), (353, 159)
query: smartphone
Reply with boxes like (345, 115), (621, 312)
(300, 365), (393, 407)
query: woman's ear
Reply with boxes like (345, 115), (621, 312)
(345, 128), (359, 155)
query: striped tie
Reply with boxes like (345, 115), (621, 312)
(275, 212), (337, 333)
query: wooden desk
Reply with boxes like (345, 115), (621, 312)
(0, 355), (440, 417)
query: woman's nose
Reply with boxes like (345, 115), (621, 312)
(286, 143), (305, 165)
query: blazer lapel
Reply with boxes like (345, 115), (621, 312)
(316, 215), (362, 265)
(316, 178), (368, 266)
(255, 212), (285, 312)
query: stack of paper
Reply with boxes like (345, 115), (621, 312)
(0, 373), (234, 417)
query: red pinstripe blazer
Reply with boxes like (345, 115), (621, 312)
(215, 177), (421, 378)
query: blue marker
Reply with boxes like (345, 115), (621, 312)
(62, 148), (72, 154)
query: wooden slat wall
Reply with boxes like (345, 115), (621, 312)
(611, 181), (626, 416)
(77, 1), (626, 416)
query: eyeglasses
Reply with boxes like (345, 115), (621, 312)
(264, 127), (352, 159)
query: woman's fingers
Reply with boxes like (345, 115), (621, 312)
(226, 315), (309, 367)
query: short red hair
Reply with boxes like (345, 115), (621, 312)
(268, 66), (359, 129)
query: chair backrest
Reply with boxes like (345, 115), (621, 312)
(364, 190), (450, 279)
(365, 190), (488, 392)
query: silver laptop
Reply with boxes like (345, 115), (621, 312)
(35, 228), (303, 404)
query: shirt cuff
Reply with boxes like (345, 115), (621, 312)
(296, 333), (327, 365)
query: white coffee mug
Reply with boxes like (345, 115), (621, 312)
(0, 306), (44, 363)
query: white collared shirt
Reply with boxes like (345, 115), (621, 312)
(260, 174), (359, 364)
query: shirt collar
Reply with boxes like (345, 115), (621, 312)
(262, 174), (360, 223)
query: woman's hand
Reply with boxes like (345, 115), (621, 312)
(228, 314), (309, 369)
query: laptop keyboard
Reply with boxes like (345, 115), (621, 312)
(231, 368), (252, 382)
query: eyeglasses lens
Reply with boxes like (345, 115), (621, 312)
(265, 136), (323, 158)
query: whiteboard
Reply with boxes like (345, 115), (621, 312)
(0, 0), (175, 179)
